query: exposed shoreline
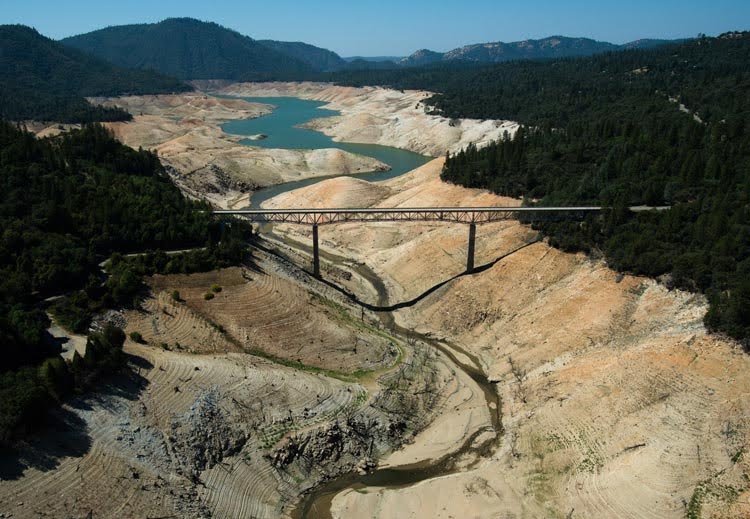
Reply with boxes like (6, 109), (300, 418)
(261, 157), (750, 519)
(10, 82), (750, 519)
(215, 81), (519, 157)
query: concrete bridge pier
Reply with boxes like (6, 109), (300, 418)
(312, 224), (320, 278)
(467, 222), (476, 273)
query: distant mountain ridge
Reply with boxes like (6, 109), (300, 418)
(257, 40), (346, 72)
(342, 56), (405, 63)
(58, 19), (691, 78)
(399, 36), (688, 66)
(61, 18), (314, 80)
(0, 24), (190, 122)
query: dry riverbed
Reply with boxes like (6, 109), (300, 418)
(11, 83), (749, 519)
(264, 158), (750, 519)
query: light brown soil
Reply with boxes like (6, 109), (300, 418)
(131, 266), (396, 374)
(92, 93), (389, 209)
(260, 154), (750, 519)
(90, 93), (271, 124)
(217, 82), (519, 156)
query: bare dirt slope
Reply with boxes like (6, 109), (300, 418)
(262, 156), (750, 518)
(92, 93), (389, 208)
(266, 158), (533, 304)
(218, 82), (519, 156)
(134, 266), (397, 374)
(0, 253), (470, 519)
(0, 343), (361, 519)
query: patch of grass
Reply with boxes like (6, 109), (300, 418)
(687, 481), (708, 519)
(577, 447), (604, 474)
(687, 476), (742, 519)
(246, 347), (363, 383)
(309, 291), (399, 343)
(306, 292), (406, 374)
(543, 432), (566, 451)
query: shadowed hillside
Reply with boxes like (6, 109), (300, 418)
(258, 39), (347, 71)
(61, 18), (314, 81)
(0, 25), (190, 122)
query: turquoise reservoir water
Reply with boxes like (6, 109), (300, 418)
(219, 96), (431, 207)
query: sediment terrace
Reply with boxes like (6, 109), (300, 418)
(7, 82), (749, 519)
(0, 252), (466, 518)
(263, 158), (750, 518)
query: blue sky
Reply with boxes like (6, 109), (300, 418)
(3, 0), (749, 56)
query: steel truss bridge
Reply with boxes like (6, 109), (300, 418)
(213, 206), (665, 278)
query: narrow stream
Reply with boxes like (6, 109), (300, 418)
(215, 97), (500, 517)
(258, 231), (502, 519)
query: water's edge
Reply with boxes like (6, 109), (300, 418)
(215, 94), (432, 208)
(255, 232), (501, 519)
(213, 95), (497, 518)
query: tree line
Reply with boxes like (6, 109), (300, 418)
(322, 33), (750, 346)
(0, 122), (251, 444)
(0, 24), (191, 122)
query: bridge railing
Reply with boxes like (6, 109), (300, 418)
(212, 206), (606, 225)
(213, 206), (667, 278)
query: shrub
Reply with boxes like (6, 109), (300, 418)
(211, 284), (222, 293)
(39, 357), (73, 402)
(203, 292), (215, 301)
(0, 367), (48, 446)
(171, 290), (181, 302)
(129, 331), (145, 344)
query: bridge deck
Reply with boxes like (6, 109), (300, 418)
(214, 206), (668, 277)
(212, 206), (611, 225)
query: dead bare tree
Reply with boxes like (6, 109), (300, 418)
(508, 355), (528, 404)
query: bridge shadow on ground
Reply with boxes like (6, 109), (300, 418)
(254, 235), (541, 313)
(0, 354), (152, 480)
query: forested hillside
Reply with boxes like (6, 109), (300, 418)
(0, 25), (190, 122)
(61, 18), (313, 81)
(0, 122), (250, 443)
(258, 39), (347, 71)
(327, 33), (750, 345)
(442, 33), (750, 344)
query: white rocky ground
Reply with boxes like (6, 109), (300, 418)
(11, 83), (748, 519)
(217, 81), (519, 156)
(264, 158), (750, 519)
